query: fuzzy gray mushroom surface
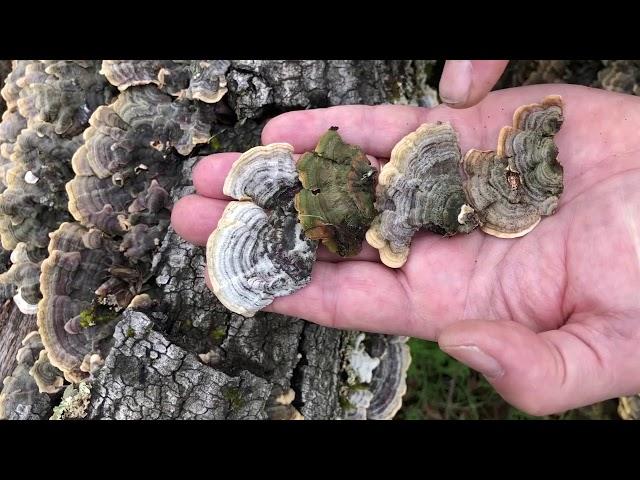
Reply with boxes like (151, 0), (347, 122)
(206, 144), (317, 317)
(366, 122), (478, 268)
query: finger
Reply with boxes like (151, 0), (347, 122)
(263, 260), (416, 335)
(438, 318), (640, 416)
(263, 104), (432, 158)
(193, 152), (381, 200)
(262, 85), (640, 186)
(263, 84), (561, 157)
(439, 60), (509, 108)
(172, 194), (381, 262)
(193, 152), (239, 199)
(171, 194), (227, 246)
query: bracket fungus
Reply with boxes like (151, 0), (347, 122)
(38, 222), (117, 382)
(619, 395), (640, 420)
(29, 349), (65, 394)
(366, 335), (411, 420)
(25, 61), (222, 387)
(65, 85), (216, 242)
(366, 122), (478, 268)
(100, 60), (229, 103)
(266, 388), (304, 420)
(367, 96), (564, 267)
(462, 95), (564, 238)
(223, 143), (299, 208)
(0, 331), (54, 419)
(0, 61), (110, 259)
(0, 242), (42, 314)
(295, 127), (377, 257)
(341, 333), (411, 420)
(207, 144), (317, 317)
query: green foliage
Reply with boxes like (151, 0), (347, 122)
(223, 386), (246, 411)
(209, 136), (222, 152)
(78, 305), (118, 328)
(210, 325), (227, 342)
(396, 338), (619, 420)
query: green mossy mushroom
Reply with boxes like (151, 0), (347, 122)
(294, 127), (377, 257)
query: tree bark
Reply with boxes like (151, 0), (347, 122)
(0, 301), (36, 383)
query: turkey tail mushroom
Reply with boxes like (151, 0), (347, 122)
(207, 144), (317, 317)
(294, 127), (377, 257)
(29, 349), (65, 394)
(619, 395), (640, 420)
(341, 333), (411, 420)
(0, 331), (55, 419)
(366, 122), (478, 268)
(38, 61), (224, 383)
(100, 60), (229, 103)
(223, 143), (299, 208)
(38, 223), (116, 383)
(462, 95), (564, 238)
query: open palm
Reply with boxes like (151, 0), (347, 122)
(172, 85), (640, 415)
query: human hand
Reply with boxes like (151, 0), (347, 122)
(172, 84), (640, 416)
(439, 60), (509, 108)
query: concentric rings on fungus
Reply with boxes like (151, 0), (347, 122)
(462, 95), (564, 238)
(366, 122), (478, 268)
(207, 144), (317, 317)
(368, 96), (564, 266)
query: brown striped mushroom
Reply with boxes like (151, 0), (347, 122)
(366, 122), (478, 268)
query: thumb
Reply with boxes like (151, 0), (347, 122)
(437, 319), (632, 416)
(439, 60), (509, 108)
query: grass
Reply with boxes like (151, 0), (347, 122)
(396, 338), (620, 420)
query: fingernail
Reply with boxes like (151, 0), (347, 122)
(440, 60), (473, 105)
(440, 344), (504, 379)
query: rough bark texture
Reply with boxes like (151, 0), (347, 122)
(89, 311), (271, 419)
(0, 301), (36, 382)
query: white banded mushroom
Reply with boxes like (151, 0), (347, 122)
(206, 144), (317, 317)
